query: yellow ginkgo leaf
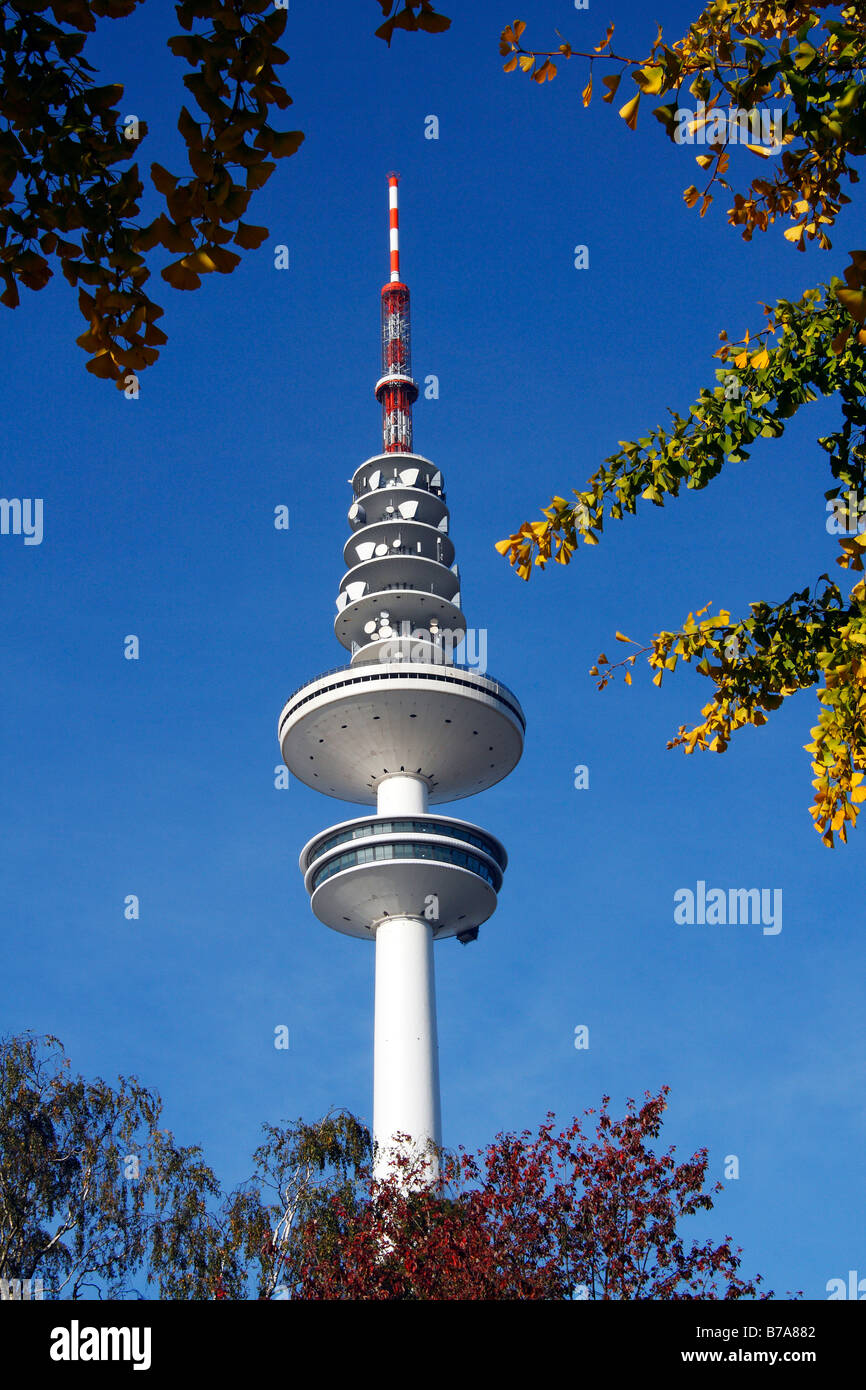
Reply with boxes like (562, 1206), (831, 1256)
(184, 250), (216, 273)
(619, 93), (640, 130)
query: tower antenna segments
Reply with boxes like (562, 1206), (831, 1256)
(375, 173), (418, 453)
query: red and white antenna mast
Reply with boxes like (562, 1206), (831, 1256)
(375, 173), (419, 453)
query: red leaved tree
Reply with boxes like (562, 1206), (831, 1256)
(295, 1087), (769, 1300)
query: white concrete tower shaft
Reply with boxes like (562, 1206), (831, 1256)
(373, 916), (441, 1179)
(372, 773), (441, 1179)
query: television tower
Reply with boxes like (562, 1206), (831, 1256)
(278, 175), (525, 1181)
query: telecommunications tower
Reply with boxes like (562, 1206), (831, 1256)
(278, 175), (525, 1180)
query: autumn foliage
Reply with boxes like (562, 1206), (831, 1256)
(0, 0), (308, 385)
(1, 1036), (773, 1300)
(496, 3), (866, 847)
(0, 1), (449, 386)
(295, 1087), (768, 1300)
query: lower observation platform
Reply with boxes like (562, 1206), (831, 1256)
(279, 662), (525, 804)
(300, 813), (507, 939)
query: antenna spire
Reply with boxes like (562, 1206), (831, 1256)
(375, 173), (419, 453)
(388, 171), (401, 282)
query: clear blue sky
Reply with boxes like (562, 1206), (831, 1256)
(3, 0), (864, 1299)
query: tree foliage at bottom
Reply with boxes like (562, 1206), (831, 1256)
(0, 1034), (772, 1300)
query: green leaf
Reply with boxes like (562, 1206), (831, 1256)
(633, 65), (665, 96)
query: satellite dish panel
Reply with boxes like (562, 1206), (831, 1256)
(398, 501), (419, 519)
(430, 471), (442, 489)
(437, 516), (448, 532)
(392, 536), (401, 548)
(400, 468), (420, 486)
(355, 542), (376, 561)
(368, 470), (381, 491)
(336, 592), (349, 612)
(363, 620), (377, 634)
(348, 502), (366, 525)
(346, 581), (367, 602)
(374, 544), (388, 557)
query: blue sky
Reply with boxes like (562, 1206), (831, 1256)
(3, 0), (865, 1299)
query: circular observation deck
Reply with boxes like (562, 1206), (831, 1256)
(279, 662), (525, 804)
(300, 814), (507, 939)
